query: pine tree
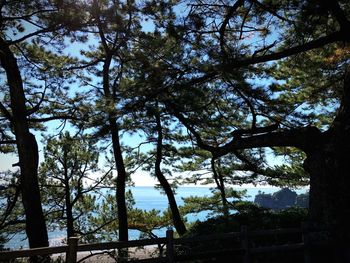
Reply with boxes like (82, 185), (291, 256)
(39, 132), (112, 240)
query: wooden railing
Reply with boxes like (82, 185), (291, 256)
(0, 225), (311, 263)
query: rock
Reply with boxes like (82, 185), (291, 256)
(254, 188), (308, 210)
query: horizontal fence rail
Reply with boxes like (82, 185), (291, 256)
(0, 225), (311, 263)
(76, 237), (167, 251)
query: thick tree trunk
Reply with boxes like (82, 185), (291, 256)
(304, 70), (350, 263)
(155, 111), (187, 236)
(65, 199), (75, 238)
(0, 38), (49, 250)
(109, 117), (128, 242)
(304, 139), (350, 262)
(109, 117), (129, 261)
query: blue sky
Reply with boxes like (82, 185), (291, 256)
(0, 1), (305, 189)
(0, 10), (162, 186)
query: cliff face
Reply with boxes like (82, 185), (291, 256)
(254, 188), (308, 210)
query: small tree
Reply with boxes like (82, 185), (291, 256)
(0, 171), (25, 249)
(39, 132), (112, 239)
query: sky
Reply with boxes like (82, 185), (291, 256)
(0, 7), (194, 187)
(0, 153), (16, 171)
(0, 131), (161, 186)
(0, 1), (305, 190)
(0, 135), (285, 188)
(0, 154), (276, 188)
(0, 15), (159, 186)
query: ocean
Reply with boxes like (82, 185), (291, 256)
(3, 186), (307, 249)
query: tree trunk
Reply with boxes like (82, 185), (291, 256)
(101, 52), (128, 242)
(109, 117), (128, 242)
(155, 110), (187, 236)
(0, 38), (49, 250)
(155, 169), (187, 236)
(63, 159), (74, 238)
(66, 205), (74, 238)
(304, 70), (350, 263)
(304, 140), (350, 262)
(109, 117), (129, 261)
(211, 159), (229, 218)
(65, 197), (75, 238)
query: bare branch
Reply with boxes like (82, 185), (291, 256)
(169, 108), (216, 153)
(10, 25), (64, 45)
(225, 78), (258, 130)
(63, 58), (103, 71)
(28, 115), (81, 122)
(219, 0), (245, 56)
(239, 1), (253, 40)
(225, 31), (345, 69)
(0, 140), (16, 145)
(26, 84), (48, 116)
(0, 183), (21, 229)
(2, 9), (57, 22)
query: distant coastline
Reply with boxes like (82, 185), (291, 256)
(4, 186), (308, 249)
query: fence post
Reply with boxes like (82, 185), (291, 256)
(302, 222), (311, 263)
(66, 236), (79, 263)
(241, 225), (250, 263)
(166, 229), (174, 263)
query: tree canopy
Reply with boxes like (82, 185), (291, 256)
(1, 0), (350, 261)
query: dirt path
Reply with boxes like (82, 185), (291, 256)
(52, 245), (161, 262)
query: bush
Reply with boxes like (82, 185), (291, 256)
(177, 203), (308, 262)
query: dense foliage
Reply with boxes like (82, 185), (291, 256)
(181, 205), (308, 262)
(0, 0), (350, 262)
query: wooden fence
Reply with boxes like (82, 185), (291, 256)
(0, 225), (311, 263)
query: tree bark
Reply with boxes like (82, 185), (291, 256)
(211, 159), (229, 218)
(101, 51), (128, 242)
(303, 70), (350, 262)
(109, 117), (129, 242)
(65, 191), (75, 238)
(154, 110), (187, 236)
(63, 151), (74, 238)
(174, 69), (350, 262)
(0, 38), (49, 250)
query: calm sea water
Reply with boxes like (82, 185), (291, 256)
(4, 186), (306, 249)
